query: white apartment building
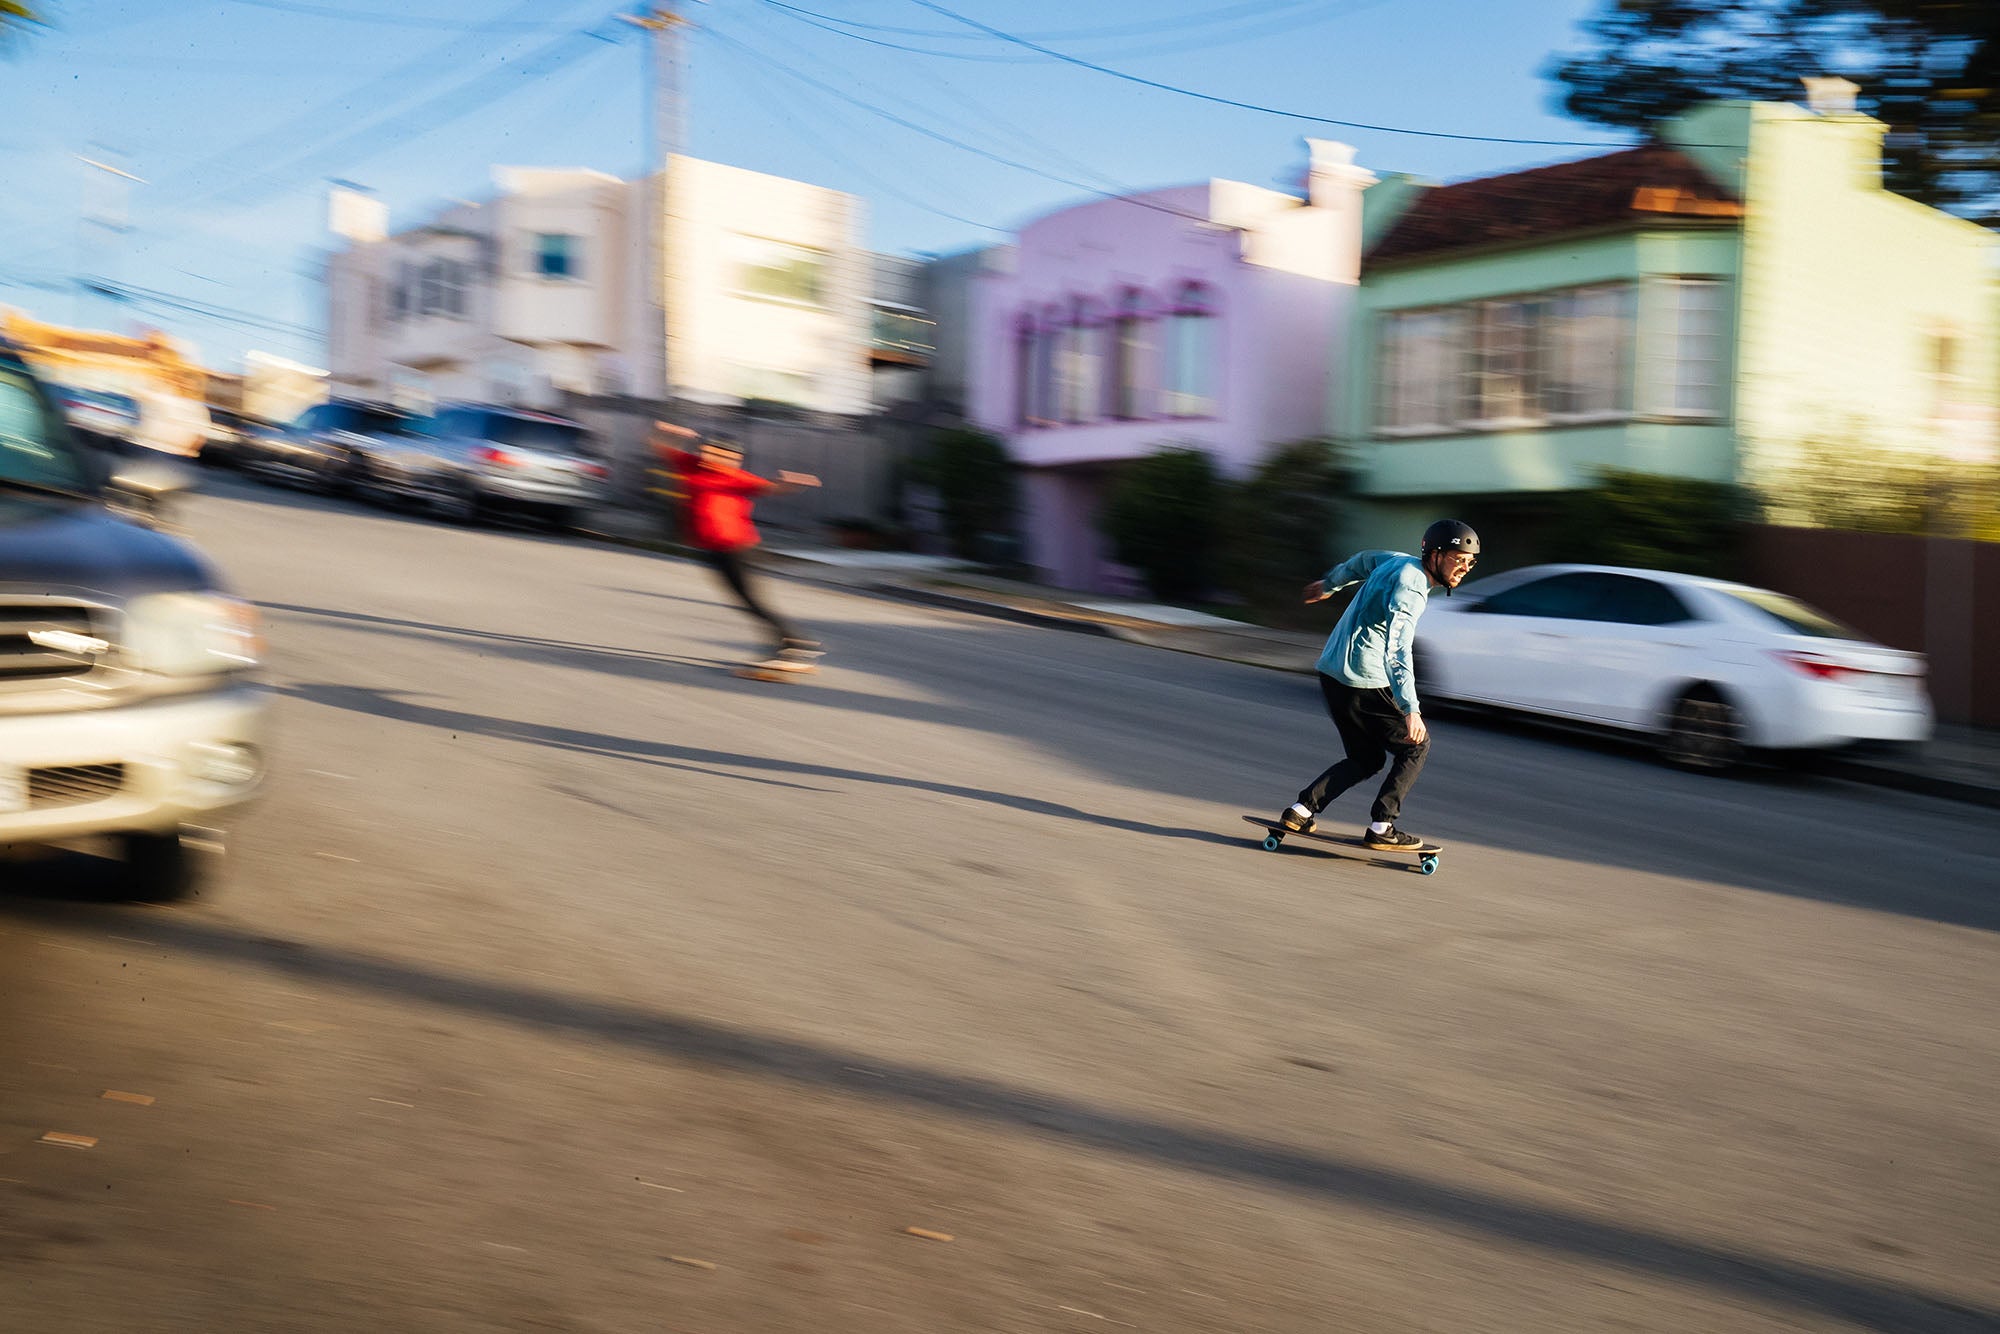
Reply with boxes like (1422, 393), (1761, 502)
(325, 157), (872, 415)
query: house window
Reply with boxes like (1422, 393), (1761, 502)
(1377, 307), (1466, 431)
(1376, 282), (1641, 433)
(1470, 298), (1545, 425)
(1055, 298), (1104, 424)
(1162, 283), (1216, 418)
(1927, 332), (1965, 419)
(1110, 288), (1151, 420)
(1033, 308), (1060, 424)
(1014, 315), (1038, 428)
(734, 234), (828, 307)
(1546, 285), (1634, 418)
(414, 259), (469, 319)
(532, 233), (580, 280)
(1642, 278), (1725, 418)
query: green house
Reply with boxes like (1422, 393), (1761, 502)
(1337, 84), (1998, 561)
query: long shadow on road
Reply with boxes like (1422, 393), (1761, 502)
(269, 681), (1245, 850)
(255, 593), (2000, 935)
(0, 892), (1989, 1334)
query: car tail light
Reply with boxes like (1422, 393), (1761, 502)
(575, 461), (608, 480)
(473, 446), (521, 467)
(1774, 651), (1865, 682)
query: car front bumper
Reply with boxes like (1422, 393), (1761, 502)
(0, 683), (269, 845)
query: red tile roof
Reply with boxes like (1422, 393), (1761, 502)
(1366, 143), (1743, 267)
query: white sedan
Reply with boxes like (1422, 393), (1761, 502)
(1413, 564), (1932, 768)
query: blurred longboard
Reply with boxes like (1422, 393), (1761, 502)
(1241, 816), (1441, 876)
(733, 652), (821, 683)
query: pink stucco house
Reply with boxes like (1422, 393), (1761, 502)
(969, 140), (1373, 592)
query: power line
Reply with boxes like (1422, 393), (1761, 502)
(707, 28), (1005, 233)
(899, 0), (1639, 149)
(5, 0), (603, 271)
(202, 23), (622, 210)
(758, 0), (1327, 45)
(703, 24), (1218, 228)
(733, 4), (1136, 201)
(760, 0), (1367, 65)
(218, 0), (586, 29)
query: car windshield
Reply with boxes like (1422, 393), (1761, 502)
(0, 368), (92, 493)
(1715, 586), (1860, 640)
(330, 405), (419, 436)
(487, 414), (590, 455)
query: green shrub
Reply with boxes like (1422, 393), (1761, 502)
(1100, 447), (1227, 601)
(1220, 438), (1351, 626)
(911, 426), (1017, 561)
(1560, 470), (1755, 578)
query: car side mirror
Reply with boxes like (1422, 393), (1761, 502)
(106, 455), (196, 530)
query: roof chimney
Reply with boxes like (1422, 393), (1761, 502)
(1306, 138), (1372, 209)
(1802, 76), (1860, 116)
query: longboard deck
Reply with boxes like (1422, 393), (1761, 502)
(734, 663), (817, 682)
(1241, 816), (1442, 874)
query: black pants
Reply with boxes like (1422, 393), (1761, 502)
(702, 547), (798, 649)
(1297, 674), (1429, 825)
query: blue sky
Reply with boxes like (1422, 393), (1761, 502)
(0, 0), (1620, 370)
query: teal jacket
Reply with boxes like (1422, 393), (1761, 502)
(1313, 550), (1433, 716)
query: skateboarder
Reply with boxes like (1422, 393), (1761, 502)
(651, 421), (822, 666)
(1275, 520), (1480, 850)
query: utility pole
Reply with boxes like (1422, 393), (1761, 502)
(619, 3), (694, 403)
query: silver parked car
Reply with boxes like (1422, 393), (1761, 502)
(243, 399), (423, 494)
(358, 404), (608, 529)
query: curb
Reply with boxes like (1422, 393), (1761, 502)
(859, 582), (1120, 638)
(1819, 760), (2000, 810)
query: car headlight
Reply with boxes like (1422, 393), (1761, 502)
(123, 592), (264, 677)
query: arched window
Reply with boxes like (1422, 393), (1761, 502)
(1013, 312), (1039, 428)
(1162, 281), (1217, 418)
(1058, 297), (1107, 424)
(1110, 288), (1152, 420)
(1033, 305), (1062, 424)
(1163, 282), (1216, 416)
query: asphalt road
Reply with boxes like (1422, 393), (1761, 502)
(4, 476), (1997, 1333)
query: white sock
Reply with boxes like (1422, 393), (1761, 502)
(1369, 821), (1391, 834)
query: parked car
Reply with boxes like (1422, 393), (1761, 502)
(241, 399), (421, 493)
(198, 405), (261, 467)
(358, 403), (607, 528)
(1413, 564), (1932, 769)
(52, 385), (142, 452)
(0, 341), (267, 897)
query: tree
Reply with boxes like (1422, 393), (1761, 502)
(1100, 447), (1227, 601)
(1, 3), (44, 37)
(1548, 1), (1999, 225)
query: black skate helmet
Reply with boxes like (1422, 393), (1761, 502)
(1421, 519), (1479, 593)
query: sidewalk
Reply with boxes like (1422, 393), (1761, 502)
(581, 511), (2000, 810)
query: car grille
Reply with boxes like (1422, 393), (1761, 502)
(0, 604), (107, 683)
(28, 763), (126, 808)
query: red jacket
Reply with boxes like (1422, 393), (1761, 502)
(661, 448), (773, 551)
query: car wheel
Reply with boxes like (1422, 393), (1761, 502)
(1661, 687), (1745, 772)
(120, 830), (205, 901)
(433, 482), (481, 525)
